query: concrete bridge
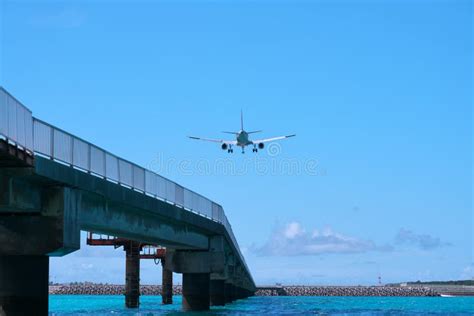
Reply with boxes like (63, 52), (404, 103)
(0, 87), (256, 314)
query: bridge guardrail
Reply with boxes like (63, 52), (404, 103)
(0, 87), (34, 152)
(0, 88), (252, 284)
(33, 118), (221, 219)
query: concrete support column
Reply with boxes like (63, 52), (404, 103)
(124, 241), (140, 308)
(232, 285), (238, 300)
(240, 287), (247, 299)
(182, 273), (210, 311)
(237, 287), (246, 299)
(225, 283), (234, 303)
(161, 260), (173, 305)
(234, 287), (241, 300)
(210, 279), (226, 306)
(0, 255), (49, 316)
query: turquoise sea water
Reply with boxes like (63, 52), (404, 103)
(49, 295), (474, 315)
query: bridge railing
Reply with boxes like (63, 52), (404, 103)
(0, 88), (34, 152)
(0, 87), (252, 285)
(32, 118), (224, 221)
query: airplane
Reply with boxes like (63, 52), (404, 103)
(188, 111), (295, 154)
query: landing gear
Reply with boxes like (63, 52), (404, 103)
(227, 149), (234, 153)
(252, 145), (258, 153)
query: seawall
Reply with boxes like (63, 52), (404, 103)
(256, 286), (439, 296)
(49, 284), (443, 296)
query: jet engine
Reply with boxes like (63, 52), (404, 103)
(221, 143), (228, 150)
(258, 143), (265, 150)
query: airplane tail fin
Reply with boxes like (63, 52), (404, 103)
(241, 110), (244, 131)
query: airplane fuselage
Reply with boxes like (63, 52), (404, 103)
(236, 130), (251, 147)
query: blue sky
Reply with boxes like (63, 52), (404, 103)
(1, 0), (472, 285)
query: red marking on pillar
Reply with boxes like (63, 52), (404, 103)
(86, 232), (166, 260)
(85, 232), (167, 309)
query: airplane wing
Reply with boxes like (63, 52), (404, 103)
(188, 136), (237, 145)
(251, 134), (296, 144)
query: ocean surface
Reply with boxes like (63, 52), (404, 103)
(49, 295), (474, 315)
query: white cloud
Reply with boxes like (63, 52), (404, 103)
(284, 222), (305, 239)
(395, 228), (451, 250)
(461, 265), (474, 280)
(253, 222), (389, 256)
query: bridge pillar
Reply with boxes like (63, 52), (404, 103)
(0, 255), (49, 316)
(182, 273), (210, 311)
(161, 260), (173, 305)
(237, 287), (247, 299)
(235, 286), (244, 300)
(234, 286), (242, 300)
(240, 287), (247, 299)
(210, 279), (226, 306)
(225, 282), (234, 303)
(124, 241), (141, 308)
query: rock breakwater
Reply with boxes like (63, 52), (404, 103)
(256, 286), (439, 296)
(49, 283), (439, 297)
(49, 284), (182, 295)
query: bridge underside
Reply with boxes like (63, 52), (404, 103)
(0, 144), (255, 314)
